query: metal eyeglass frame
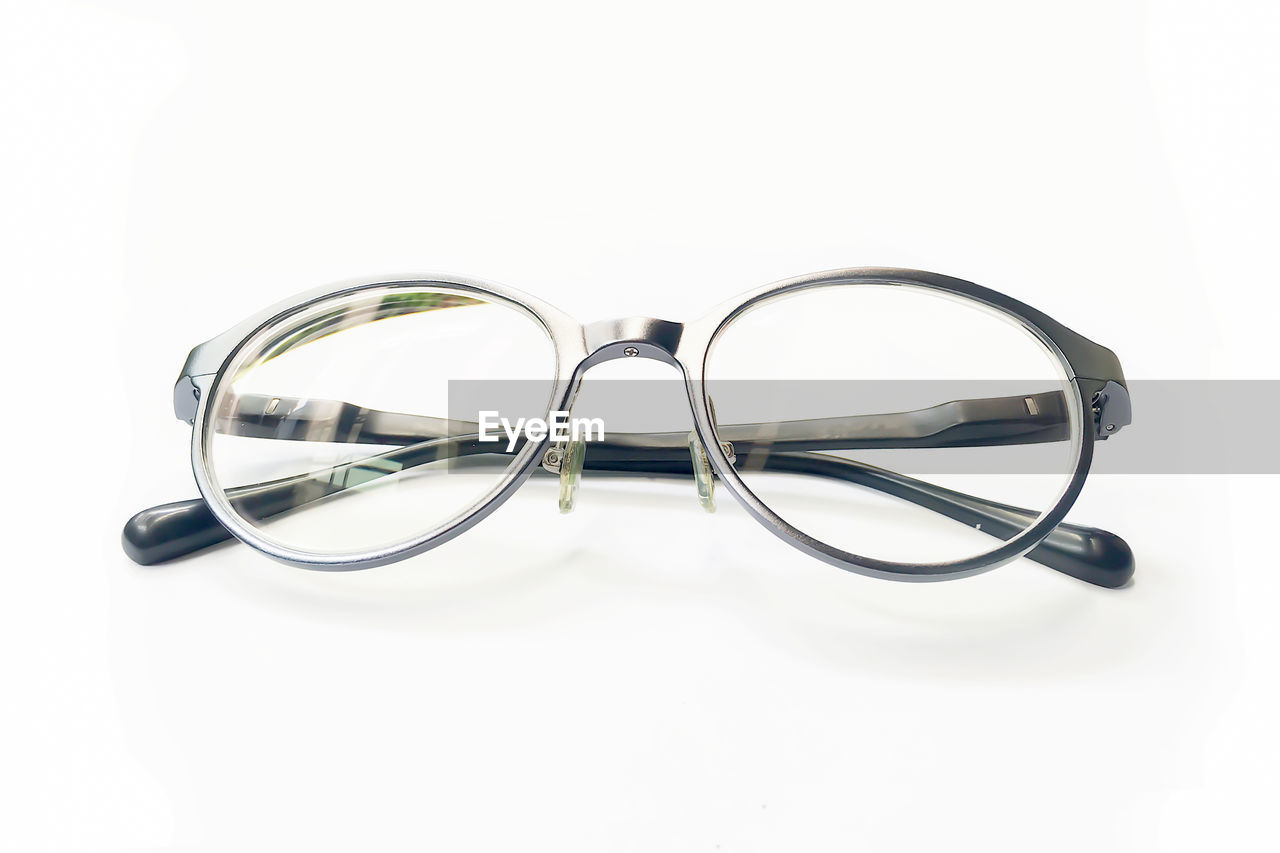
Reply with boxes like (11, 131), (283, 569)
(123, 267), (1135, 588)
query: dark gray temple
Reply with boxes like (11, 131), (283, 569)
(124, 390), (1133, 587)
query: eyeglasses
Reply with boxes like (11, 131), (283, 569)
(123, 267), (1134, 587)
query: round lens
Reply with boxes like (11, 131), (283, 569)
(203, 286), (556, 556)
(704, 283), (1082, 566)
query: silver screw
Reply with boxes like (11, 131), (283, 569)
(1106, 423), (1115, 432)
(623, 346), (639, 357)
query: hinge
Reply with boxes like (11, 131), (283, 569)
(173, 375), (202, 424)
(1091, 380), (1132, 439)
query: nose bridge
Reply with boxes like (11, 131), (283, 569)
(551, 315), (726, 515)
(581, 316), (684, 369)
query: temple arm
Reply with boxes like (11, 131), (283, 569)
(216, 390), (1073, 451)
(122, 433), (1133, 588)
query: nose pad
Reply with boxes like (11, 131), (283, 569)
(687, 432), (717, 512)
(688, 397), (737, 513)
(541, 396), (737, 515)
(541, 430), (586, 514)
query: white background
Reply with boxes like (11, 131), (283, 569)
(3, 1), (1278, 850)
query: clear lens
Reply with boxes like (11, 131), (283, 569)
(704, 283), (1080, 565)
(204, 286), (555, 555)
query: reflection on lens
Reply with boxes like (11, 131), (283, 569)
(205, 287), (555, 555)
(705, 284), (1080, 565)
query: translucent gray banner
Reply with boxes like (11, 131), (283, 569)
(447, 379), (1280, 474)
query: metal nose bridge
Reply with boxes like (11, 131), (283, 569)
(556, 315), (733, 515)
(581, 317), (684, 369)
(548, 316), (708, 514)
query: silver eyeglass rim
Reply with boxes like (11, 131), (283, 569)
(168, 267), (1123, 582)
